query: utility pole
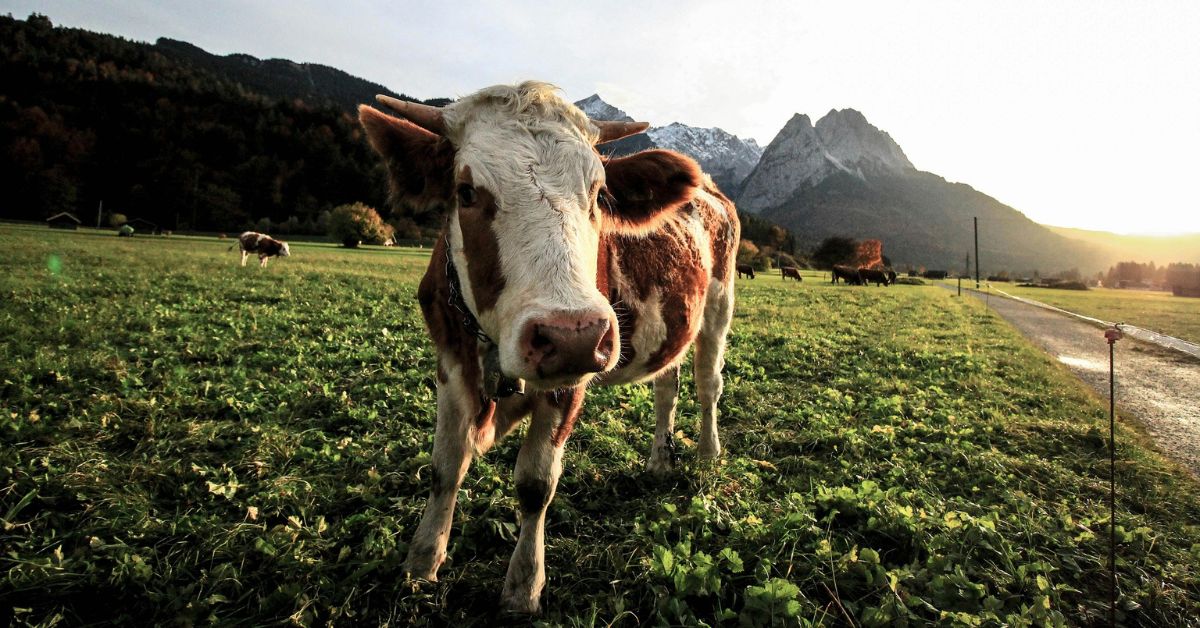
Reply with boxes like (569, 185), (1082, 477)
(974, 216), (980, 289)
(96, 200), (103, 228)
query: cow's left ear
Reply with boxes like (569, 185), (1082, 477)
(601, 150), (701, 233)
(359, 105), (456, 218)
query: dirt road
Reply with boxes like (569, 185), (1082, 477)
(960, 288), (1200, 477)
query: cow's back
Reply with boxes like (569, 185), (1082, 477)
(599, 179), (738, 385)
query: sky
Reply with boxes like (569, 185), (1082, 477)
(6, 0), (1199, 235)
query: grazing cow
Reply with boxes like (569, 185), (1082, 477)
(887, 269), (897, 284)
(358, 82), (738, 614)
(230, 231), (290, 267)
(780, 266), (803, 281)
(832, 264), (864, 285)
(736, 263), (756, 279)
(861, 268), (892, 286)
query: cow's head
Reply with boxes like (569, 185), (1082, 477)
(280, 242), (291, 257)
(360, 81), (701, 390)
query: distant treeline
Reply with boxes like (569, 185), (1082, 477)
(0, 14), (410, 234)
(1, 13), (805, 249)
(1105, 261), (1200, 290)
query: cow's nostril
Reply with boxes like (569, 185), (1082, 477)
(530, 326), (555, 354)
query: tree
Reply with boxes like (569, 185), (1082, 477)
(854, 239), (883, 269)
(328, 202), (394, 247)
(811, 236), (858, 269)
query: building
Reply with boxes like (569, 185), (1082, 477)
(46, 212), (82, 230)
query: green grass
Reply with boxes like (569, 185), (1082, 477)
(2, 225), (1199, 626)
(996, 283), (1200, 345)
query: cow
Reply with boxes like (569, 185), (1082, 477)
(358, 82), (738, 614)
(860, 268), (892, 286)
(780, 266), (803, 281)
(736, 263), (756, 279)
(832, 264), (864, 285)
(229, 231), (290, 267)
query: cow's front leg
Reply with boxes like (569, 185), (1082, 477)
(259, 255), (269, 268)
(240, 250), (248, 266)
(501, 388), (584, 614)
(645, 364), (680, 476)
(404, 360), (481, 581)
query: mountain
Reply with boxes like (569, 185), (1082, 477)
(153, 38), (449, 113)
(739, 108), (1107, 273)
(1047, 226), (1200, 266)
(574, 95), (762, 195)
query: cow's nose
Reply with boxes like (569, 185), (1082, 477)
(520, 313), (615, 378)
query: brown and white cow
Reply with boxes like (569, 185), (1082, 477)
(358, 82), (738, 614)
(230, 231), (290, 267)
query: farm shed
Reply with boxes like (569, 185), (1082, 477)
(46, 212), (81, 230)
(122, 217), (159, 234)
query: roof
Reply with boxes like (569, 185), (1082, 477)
(46, 212), (81, 223)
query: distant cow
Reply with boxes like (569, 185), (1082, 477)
(781, 266), (803, 281)
(832, 265), (864, 285)
(736, 263), (756, 279)
(861, 268), (892, 286)
(230, 231), (290, 267)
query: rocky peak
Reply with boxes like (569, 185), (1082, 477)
(738, 109), (915, 213)
(574, 94), (634, 122)
(815, 108), (914, 176)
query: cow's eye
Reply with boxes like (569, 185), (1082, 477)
(457, 184), (477, 208)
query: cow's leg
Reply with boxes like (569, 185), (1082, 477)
(645, 364), (680, 476)
(501, 389), (583, 614)
(259, 255), (268, 268)
(404, 360), (480, 581)
(240, 250), (249, 266)
(696, 280), (734, 459)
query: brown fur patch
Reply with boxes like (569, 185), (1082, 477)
(602, 150), (701, 232)
(418, 233), (484, 395)
(549, 387), (586, 447)
(703, 182), (739, 282)
(456, 185), (505, 314)
(611, 218), (708, 374)
(358, 105), (456, 217)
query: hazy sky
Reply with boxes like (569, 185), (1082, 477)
(6, 1), (1198, 234)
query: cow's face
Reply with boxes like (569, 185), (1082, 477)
(360, 82), (700, 390)
(280, 242), (290, 257)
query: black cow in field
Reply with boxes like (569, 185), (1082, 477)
(861, 268), (892, 286)
(736, 264), (756, 279)
(831, 265), (864, 285)
(781, 266), (803, 282)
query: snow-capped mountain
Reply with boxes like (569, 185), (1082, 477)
(575, 94), (634, 123)
(738, 109), (913, 213)
(573, 95), (763, 193)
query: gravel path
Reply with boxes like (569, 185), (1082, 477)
(957, 287), (1200, 477)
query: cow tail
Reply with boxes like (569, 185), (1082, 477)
(227, 243), (236, 252)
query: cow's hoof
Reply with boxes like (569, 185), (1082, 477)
(403, 555), (442, 582)
(500, 589), (541, 615)
(644, 456), (674, 478)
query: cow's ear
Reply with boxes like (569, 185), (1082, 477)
(359, 105), (455, 217)
(601, 150), (701, 234)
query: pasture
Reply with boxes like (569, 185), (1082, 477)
(997, 283), (1200, 345)
(2, 224), (1199, 625)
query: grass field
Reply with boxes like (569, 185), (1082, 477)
(995, 283), (1200, 345)
(3, 224), (1200, 626)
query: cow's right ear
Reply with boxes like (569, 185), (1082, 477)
(358, 105), (455, 216)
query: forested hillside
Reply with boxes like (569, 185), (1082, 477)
(0, 14), (433, 234)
